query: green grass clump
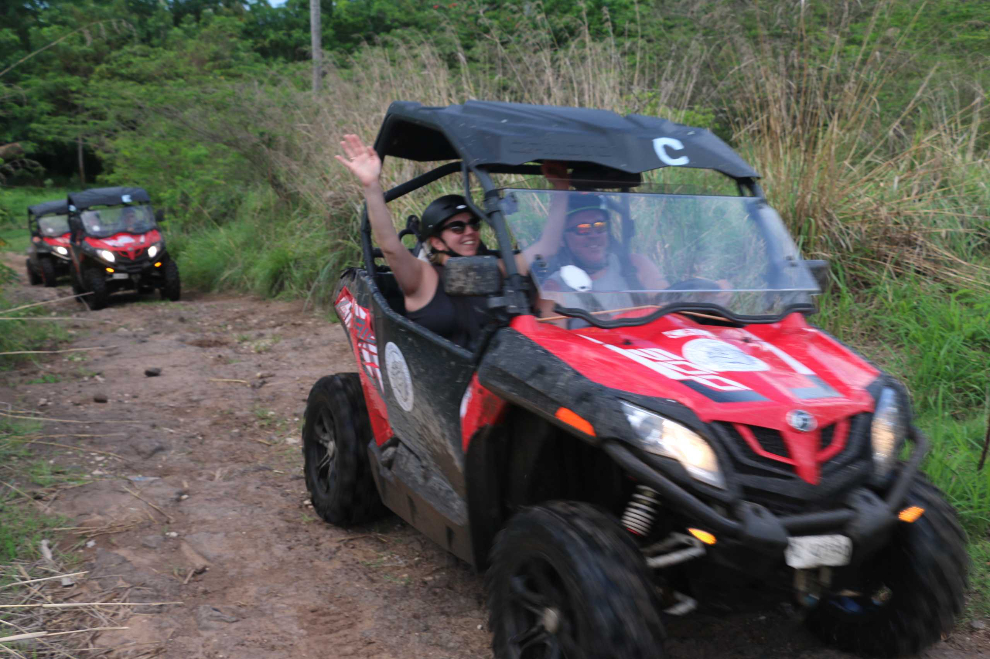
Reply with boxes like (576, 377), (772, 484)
(0, 417), (63, 564)
(818, 275), (990, 538)
(0, 293), (68, 371)
(171, 185), (359, 303)
(0, 186), (72, 256)
(969, 541), (990, 618)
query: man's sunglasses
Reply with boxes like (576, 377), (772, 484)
(565, 220), (609, 236)
(441, 217), (482, 235)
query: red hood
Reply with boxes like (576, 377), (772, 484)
(85, 230), (162, 260)
(511, 313), (880, 484)
(42, 234), (70, 247)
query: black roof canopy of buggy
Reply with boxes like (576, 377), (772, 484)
(68, 187), (151, 211)
(374, 100), (760, 180)
(28, 199), (69, 218)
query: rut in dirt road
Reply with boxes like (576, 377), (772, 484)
(1, 267), (984, 658)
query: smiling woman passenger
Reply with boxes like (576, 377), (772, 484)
(335, 134), (569, 348)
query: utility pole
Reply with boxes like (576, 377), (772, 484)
(77, 136), (85, 185)
(310, 0), (322, 92)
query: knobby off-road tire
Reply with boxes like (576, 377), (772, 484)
(39, 257), (57, 287)
(804, 475), (968, 657)
(488, 501), (666, 659)
(303, 373), (385, 526)
(26, 259), (42, 286)
(84, 268), (109, 310)
(161, 259), (181, 301)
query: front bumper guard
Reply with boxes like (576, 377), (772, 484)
(605, 425), (928, 559)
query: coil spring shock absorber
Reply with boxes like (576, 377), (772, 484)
(621, 485), (660, 536)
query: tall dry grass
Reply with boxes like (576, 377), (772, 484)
(727, 2), (989, 287)
(150, 0), (986, 299)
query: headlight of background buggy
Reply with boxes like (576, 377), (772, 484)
(620, 401), (725, 489)
(54, 246), (68, 256)
(871, 388), (904, 478)
(98, 249), (115, 263)
(148, 244), (159, 258)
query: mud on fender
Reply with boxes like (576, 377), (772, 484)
(477, 329), (631, 444)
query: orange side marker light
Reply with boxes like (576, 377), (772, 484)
(154, 262), (162, 268)
(898, 506), (925, 523)
(555, 407), (595, 437)
(688, 528), (717, 545)
(105, 267), (114, 273)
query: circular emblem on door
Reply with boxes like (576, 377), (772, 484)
(787, 410), (817, 432)
(384, 342), (414, 412)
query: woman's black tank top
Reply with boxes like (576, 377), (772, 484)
(406, 265), (488, 350)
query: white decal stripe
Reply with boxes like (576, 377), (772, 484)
(747, 334), (814, 375)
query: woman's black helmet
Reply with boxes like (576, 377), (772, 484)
(418, 194), (475, 241)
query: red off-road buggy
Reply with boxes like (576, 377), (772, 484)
(26, 199), (72, 287)
(303, 101), (967, 659)
(66, 187), (180, 310)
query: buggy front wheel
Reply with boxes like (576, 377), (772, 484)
(160, 259), (181, 301)
(488, 502), (666, 659)
(83, 268), (109, 310)
(39, 257), (57, 287)
(804, 476), (968, 657)
(26, 259), (41, 286)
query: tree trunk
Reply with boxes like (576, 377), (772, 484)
(310, 0), (322, 92)
(77, 136), (86, 186)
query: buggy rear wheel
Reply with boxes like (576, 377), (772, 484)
(488, 502), (666, 659)
(39, 257), (57, 287)
(303, 373), (385, 526)
(26, 259), (41, 286)
(804, 476), (968, 657)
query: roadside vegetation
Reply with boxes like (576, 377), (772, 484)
(2, 0), (989, 615)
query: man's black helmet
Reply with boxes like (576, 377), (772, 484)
(565, 193), (610, 219)
(418, 194), (475, 241)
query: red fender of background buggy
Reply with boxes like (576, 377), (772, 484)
(336, 282), (880, 485)
(83, 229), (162, 261)
(41, 234), (71, 248)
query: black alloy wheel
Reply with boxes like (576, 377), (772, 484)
(302, 373), (385, 526)
(26, 259), (42, 286)
(161, 259), (181, 301)
(84, 267), (109, 310)
(488, 502), (666, 659)
(804, 475), (968, 657)
(40, 257), (57, 287)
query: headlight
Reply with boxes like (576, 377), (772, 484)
(54, 246), (68, 256)
(98, 249), (115, 263)
(148, 244), (158, 258)
(620, 401), (725, 489)
(871, 388), (905, 478)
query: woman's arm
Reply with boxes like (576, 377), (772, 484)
(336, 134), (434, 300)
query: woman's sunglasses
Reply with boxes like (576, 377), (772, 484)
(441, 217), (482, 235)
(565, 220), (609, 236)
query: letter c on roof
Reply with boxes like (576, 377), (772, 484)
(653, 137), (690, 167)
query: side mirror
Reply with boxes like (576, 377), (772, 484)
(444, 256), (502, 297)
(155, 209), (165, 223)
(804, 260), (829, 291)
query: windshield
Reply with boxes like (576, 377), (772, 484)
(80, 204), (156, 237)
(501, 189), (819, 323)
(37, 215), (69, 237)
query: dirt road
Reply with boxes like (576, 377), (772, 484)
(2, 254), (986, 658)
